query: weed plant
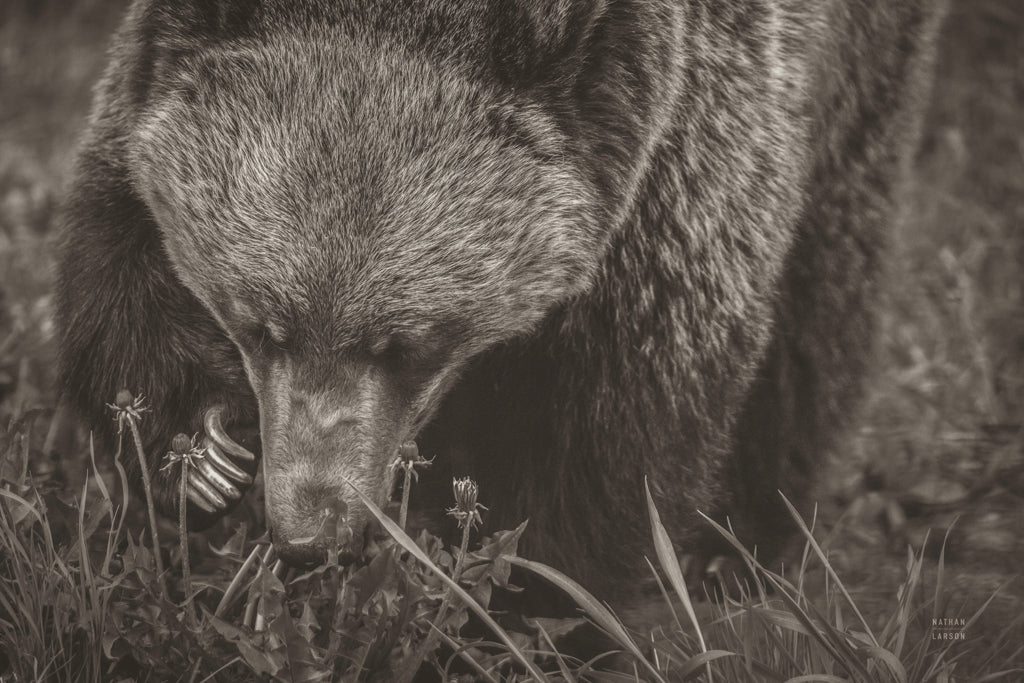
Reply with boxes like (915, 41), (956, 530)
(0, 402), (1018, 682)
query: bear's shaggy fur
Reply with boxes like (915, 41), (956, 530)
(57, 0), (946, 602)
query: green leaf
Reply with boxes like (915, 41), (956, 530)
(461, 521), (528, 588)
(528, 617), (588, 644)
(345, 545), (399, 615)
(208, 614), (283, 677)
(677, 650), (738, 680)
(860, 645), (908, 683)
(343, 476), (551, 683)
(210, 522), (248, 559)
(296, 602), (320, 642)
(266, 585), (331, 682)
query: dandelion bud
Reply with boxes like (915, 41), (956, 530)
(448, 476), (486, 530)
(452, 477), (479, 512)
(115, 389), (134, 408)
(171, 433), (192, 454)
(398, 440), (419, 463)
(161, 432), (204, 472)
(388, 440), (432, 481)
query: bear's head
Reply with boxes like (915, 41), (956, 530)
(129, 37), (602, 565)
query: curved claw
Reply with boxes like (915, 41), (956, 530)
(204, 405), (256, 463)
(179, 405), (258, 515)
(188, 470), (228, 511)
(186, 486), (218, 514)
(196, 454), (243, 501)
(204, 441), (253, 486)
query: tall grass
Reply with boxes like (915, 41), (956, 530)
(0, 419), (121, 681)
(1, 406), (1018, 681)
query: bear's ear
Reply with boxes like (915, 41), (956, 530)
(491, 0), (686, 210)
(485, 0), (608, 90)
(145, 0), (263, 45)
(119, 0), (268, 120)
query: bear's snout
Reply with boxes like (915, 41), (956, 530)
(253, 360), (403, 570)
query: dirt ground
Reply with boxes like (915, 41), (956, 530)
(1, 0), (1021, 677)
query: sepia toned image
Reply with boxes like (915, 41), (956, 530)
(0, 1), (1021, 680)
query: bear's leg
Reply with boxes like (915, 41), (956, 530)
(724, 230), (879, 562)
(724, 0), (944, 568)
(56, 148), (259, 526)
(725, 147), (901, 567)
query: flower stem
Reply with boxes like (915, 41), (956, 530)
(179, 461), (197, 628)
(399, 467), (412, 530)
(452, 522), (471, 586)
(127, 416), (167, 599)
(395, 519), (474, 683)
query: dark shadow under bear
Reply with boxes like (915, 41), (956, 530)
(56, 0), (946, 607)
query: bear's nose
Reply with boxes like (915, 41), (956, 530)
(274, 539), (361, 569)
(275, 540), (328, 569)
(270, 482), (361, 568)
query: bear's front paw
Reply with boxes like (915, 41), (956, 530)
(184, 405), (257, 514)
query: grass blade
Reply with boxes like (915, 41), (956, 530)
(645, 478), (708, 656)
(508, 555), (667, 683)
(779, 495), (878, 648)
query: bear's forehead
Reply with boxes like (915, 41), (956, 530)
(139, 103), (592, 305)
(129, 33), (601, 352)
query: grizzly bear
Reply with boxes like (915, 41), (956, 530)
(56, 0), (946, 603)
